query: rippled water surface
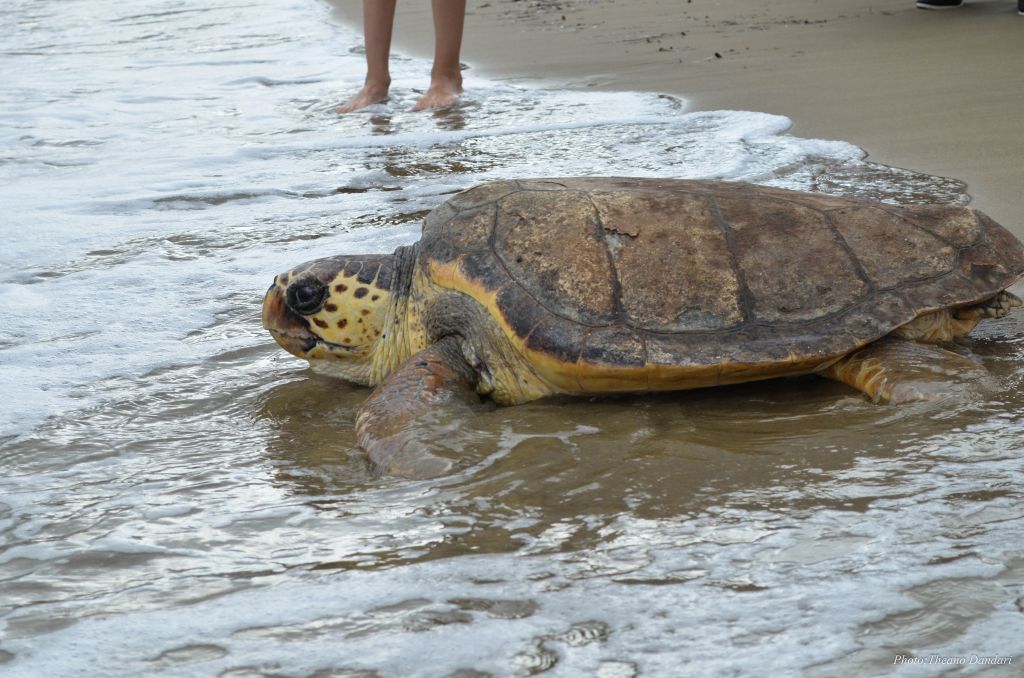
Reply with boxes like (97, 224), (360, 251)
(2, 0), (1024, 675)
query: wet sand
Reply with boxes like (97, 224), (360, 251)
(328, 0), (1024, 229)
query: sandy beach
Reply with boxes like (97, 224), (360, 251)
(328, 0), (1024, 230)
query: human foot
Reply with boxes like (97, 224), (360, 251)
(336, 79), (390, 114)
(411, 74), (462, 111)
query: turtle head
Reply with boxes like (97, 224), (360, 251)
(262, 254), (395, 384)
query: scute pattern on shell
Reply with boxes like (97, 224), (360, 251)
(418, 178), (1024, 371)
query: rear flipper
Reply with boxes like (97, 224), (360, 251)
(820, 337), (993, 404)
(894, 291), (1022, 342)
(960, 290), (1023, 319)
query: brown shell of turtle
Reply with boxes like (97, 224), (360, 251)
(263, 178), (1024, 476)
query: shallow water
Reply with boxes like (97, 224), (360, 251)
(2, 0), (1024, 675)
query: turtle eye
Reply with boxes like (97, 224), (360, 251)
(285, 278), (327, 315)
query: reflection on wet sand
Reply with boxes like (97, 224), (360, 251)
(257, 342), (1019, 567)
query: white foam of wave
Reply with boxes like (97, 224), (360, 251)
(2, 485), (1021, 677)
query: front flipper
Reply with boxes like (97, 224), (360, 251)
(355, 336), (482, 478)
(821, 337), (992, 404)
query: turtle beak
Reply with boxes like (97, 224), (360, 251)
(262, 283), (317, 357)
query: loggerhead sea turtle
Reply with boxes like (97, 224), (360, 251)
(262, 178), (1024, 476)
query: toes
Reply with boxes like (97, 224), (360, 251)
(411, 90), (461, 112)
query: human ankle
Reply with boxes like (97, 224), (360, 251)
(363, 73), (391, 94)
(428, 69), (462, 93)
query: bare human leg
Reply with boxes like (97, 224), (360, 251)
(337, 0), (397, 113)
(411, 0), (466, 111)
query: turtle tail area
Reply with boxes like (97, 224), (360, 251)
(893, 291), (1022, 342)
(820, 337), (993, 404)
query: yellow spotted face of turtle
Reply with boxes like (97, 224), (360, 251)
(262, 255), (395, 384)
